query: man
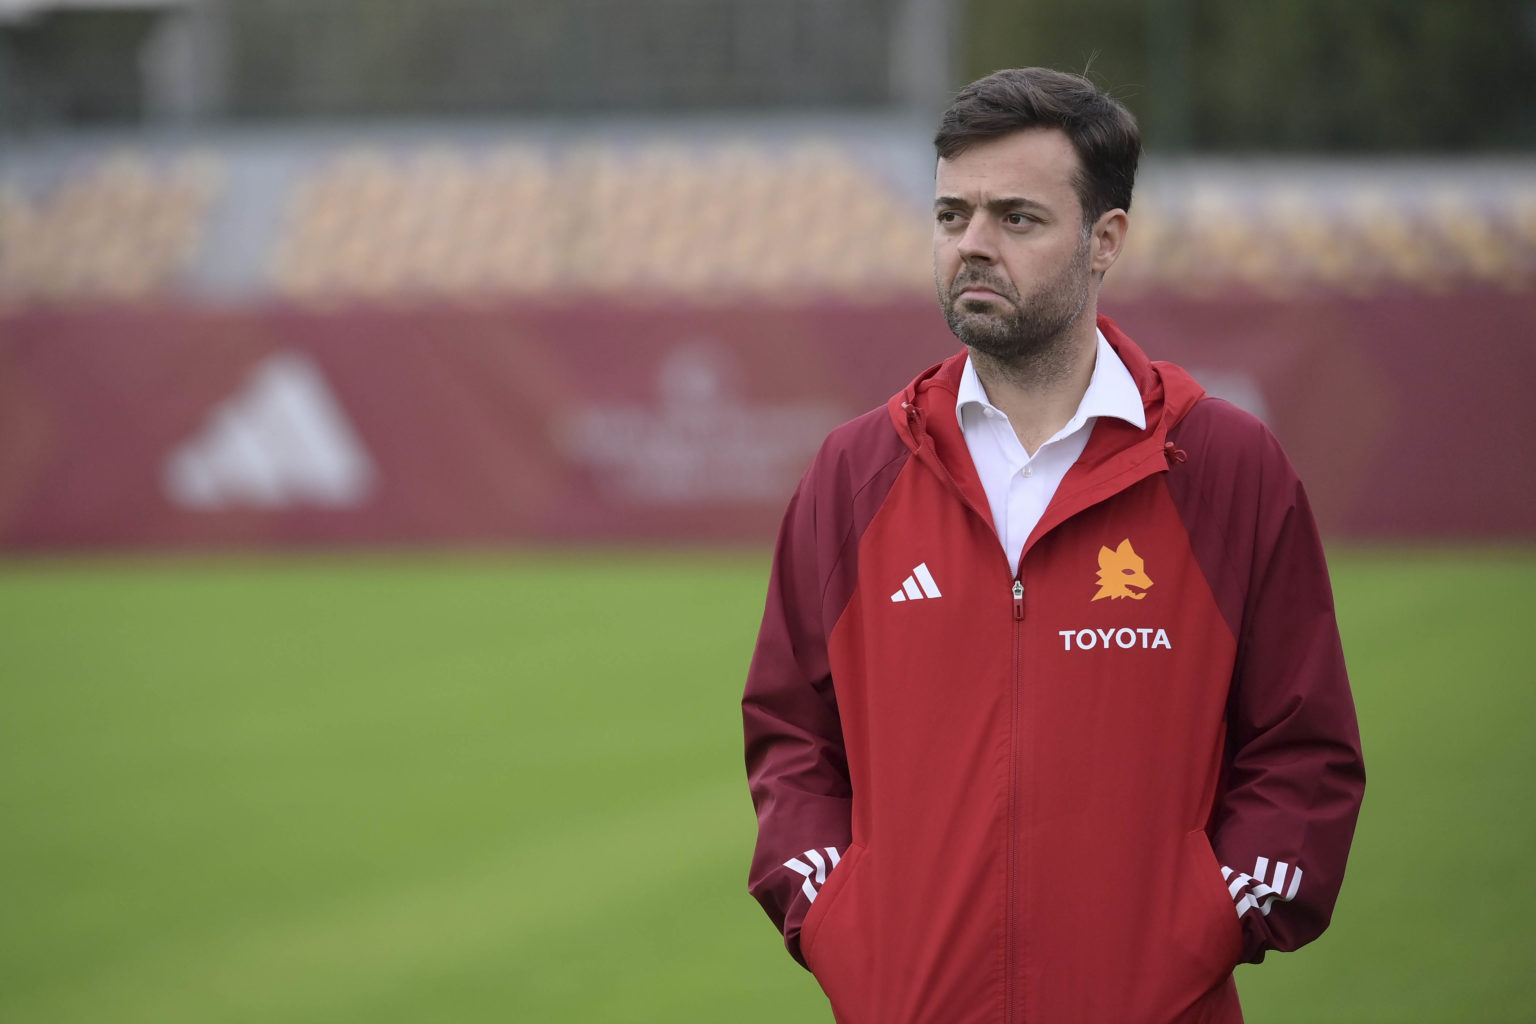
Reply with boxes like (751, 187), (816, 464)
(742, 68), (1365, 1023)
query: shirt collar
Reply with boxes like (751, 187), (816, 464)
(955, 328), (1147, 435)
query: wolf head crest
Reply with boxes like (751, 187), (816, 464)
(1093, 538), (1153, 601)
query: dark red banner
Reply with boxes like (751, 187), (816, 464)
(0, 292), (1531, 549)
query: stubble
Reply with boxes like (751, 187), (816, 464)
(937, 230), (1093, 390)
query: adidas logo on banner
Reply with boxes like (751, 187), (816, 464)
(163, 351), (375, 510)
(890, 562), (942, 602)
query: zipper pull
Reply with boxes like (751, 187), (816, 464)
(1012, 580), (1025, 620)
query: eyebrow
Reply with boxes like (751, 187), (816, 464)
(933, 195), (1053, 215)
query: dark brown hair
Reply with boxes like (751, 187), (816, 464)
(934, 68), (1141, 225)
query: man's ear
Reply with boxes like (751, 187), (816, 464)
(1090, 209), (1129, 275)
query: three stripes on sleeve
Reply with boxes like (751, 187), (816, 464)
(786, 847), (1302, 918)
(785, 847), (843, 903)
(1222, 856), (1302, 918)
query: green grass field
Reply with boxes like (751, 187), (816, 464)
(2, 546), (1532, 1023)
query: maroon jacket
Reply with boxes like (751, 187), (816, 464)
(743, 316), (1365, 1024)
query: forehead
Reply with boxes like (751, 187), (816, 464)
(934, 128), (1081, 207)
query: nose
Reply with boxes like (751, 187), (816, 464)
(956, 216), (998, 264)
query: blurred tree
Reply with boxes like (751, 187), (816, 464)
(223, 0), (894, 117)
(0, 9), (161, 125)
(962, 0), (1536, 151)
(5, 0), (1533, 147)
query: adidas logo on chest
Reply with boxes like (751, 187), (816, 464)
(890, 562), (941, 603)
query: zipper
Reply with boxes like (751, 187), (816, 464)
(1005, 574), (1024, 1022)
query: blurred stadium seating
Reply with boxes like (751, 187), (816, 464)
(0, 148), (221, 306)
(267, 140), (932, 301)
(2, 134), (1534, 307)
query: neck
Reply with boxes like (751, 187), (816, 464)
(969, 314), (1099, 457)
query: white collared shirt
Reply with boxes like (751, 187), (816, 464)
(956, 329), (1147, 574)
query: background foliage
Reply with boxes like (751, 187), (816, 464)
(963, 0), (1536, 150)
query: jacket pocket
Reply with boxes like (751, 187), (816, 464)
(801, 841), (869, 1019)
(1139, 829), (1245, 1022)
(801, 841), (865, 965)
(1175, 829), (1243, 982)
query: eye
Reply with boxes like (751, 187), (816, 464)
(1121, 568), (1137, 575)
(1005, 212), (1036, 227)
(936, 210), (963, 225)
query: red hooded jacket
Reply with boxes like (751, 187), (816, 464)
(743, 317), (1365, 1024)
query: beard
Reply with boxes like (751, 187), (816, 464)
(937, 232), (1093, 368)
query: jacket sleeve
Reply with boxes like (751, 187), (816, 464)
(742, 458), (855, 968)
(1205, 423), (1366, 964)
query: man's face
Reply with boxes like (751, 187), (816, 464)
(933, 128), (1099, 362)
